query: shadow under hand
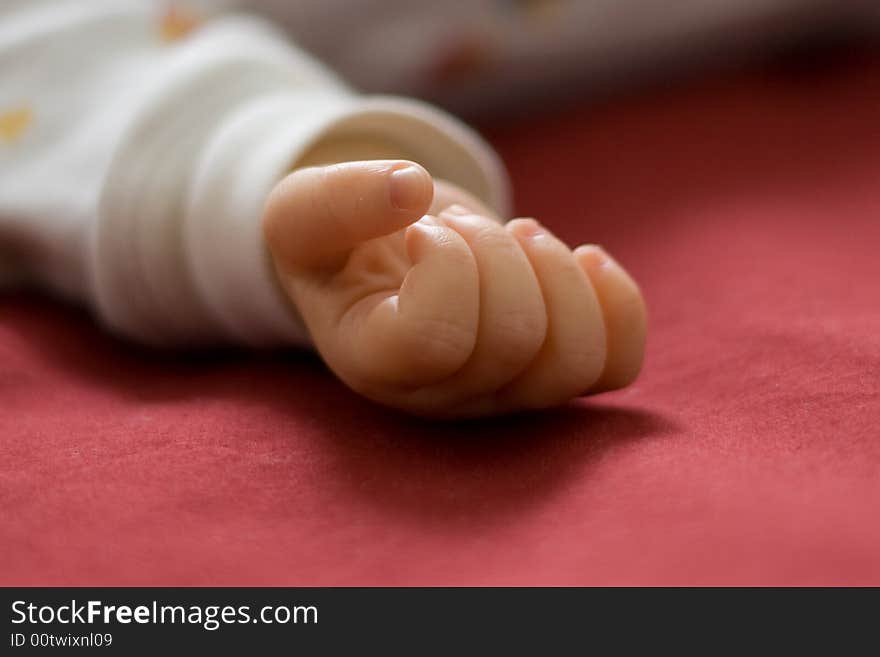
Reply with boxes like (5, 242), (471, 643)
(3, 292), (677, 530)
(291, 392), (677, 529)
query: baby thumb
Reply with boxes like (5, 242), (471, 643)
(263, 160), (434, 271)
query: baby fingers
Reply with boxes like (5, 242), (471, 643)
(575, 245), (647, 393)
(342, 216), (480, 388)
(497, 220), (607, 409)
(436, 206), (547, 399)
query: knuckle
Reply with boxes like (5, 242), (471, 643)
(420, 310), (476, 341)
(436, 232), (474, 266)
(540, 254), (579, 282)
(562, 347), (606, 389)
(491, 308), (547, 356)
(608, 290), (648, 332)
(474, 224), (517, 251)
(314, 165), (351, 221)
(407, 315), (477, 366)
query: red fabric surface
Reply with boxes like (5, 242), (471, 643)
(2, 55), (879, 586)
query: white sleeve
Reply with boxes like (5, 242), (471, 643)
(0, 1), (510, 347)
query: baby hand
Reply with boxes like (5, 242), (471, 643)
(263, 160), (646, 418)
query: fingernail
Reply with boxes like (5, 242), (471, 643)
(407, 221), (433, 241)
(577, 244), (614, 270)
(416, 215), (441, 227)
(442, 204), (470, 217)
(512, 218), (544, 239)
(390, 165), (427, 211)
(439, 211), (483, 233)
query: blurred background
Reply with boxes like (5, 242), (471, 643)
(207, 0), (880, 115)
(4, 0), (880, 587)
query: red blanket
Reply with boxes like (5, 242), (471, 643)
(3, 54), (879, 585)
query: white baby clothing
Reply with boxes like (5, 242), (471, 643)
(4, 0), (876, 348)
(0, 0), (510, 347)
